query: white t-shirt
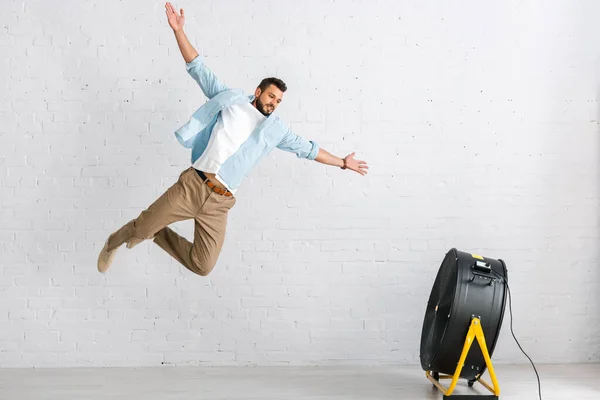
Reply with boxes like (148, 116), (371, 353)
(192, 102), (266, 194)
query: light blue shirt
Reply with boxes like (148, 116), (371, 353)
(174, 55), (319, 192)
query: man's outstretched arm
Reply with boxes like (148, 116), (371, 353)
(173, 28), (198, 64)
(277, 126), (369, 176)
(165, 2), (197, 62)
(165, 2), (228, 99)
(315, 149), (369, 176)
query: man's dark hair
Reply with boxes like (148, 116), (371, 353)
(258, 77), (287, 93)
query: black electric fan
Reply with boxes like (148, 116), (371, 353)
(420, 248), (508, 389)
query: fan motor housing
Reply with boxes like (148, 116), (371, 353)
(419, 248), (508, 380)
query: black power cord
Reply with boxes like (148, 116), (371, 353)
(491, 269), (543, 400)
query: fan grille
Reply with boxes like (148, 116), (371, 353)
(420, 251), (458, 368)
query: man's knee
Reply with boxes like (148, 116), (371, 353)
(191, 261), (215, 276)
(196, 267), (213, 276)
(189, 252), (217, 276)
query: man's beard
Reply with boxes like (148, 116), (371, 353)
(255, 97), (273, 116)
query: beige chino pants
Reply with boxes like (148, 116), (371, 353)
(107, 167), (236, 276)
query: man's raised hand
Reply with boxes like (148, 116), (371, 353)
(165, 2), (185, 32)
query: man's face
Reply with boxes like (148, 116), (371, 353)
(254, 85), (283, 116)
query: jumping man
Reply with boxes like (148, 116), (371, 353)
(97, 3), (369, 275)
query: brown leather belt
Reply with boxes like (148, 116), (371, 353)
(195, 169), (233, 197)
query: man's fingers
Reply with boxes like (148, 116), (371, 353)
(181, 8), (185, 17)
(350, 160), (368, 169)
(350, 164), (368, 175)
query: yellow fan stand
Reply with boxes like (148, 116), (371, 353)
(426, 318), (501, 399)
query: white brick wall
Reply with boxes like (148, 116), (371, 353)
(1, 0), (599, 367)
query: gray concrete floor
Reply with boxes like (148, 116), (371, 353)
(0, 363), (597, 399)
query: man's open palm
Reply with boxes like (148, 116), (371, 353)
(345, 152), (369, 176)
(165, 2), (185, 31)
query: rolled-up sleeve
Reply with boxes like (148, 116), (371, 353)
(186, 55), (229, 99)
(276, 127), (319, 160)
